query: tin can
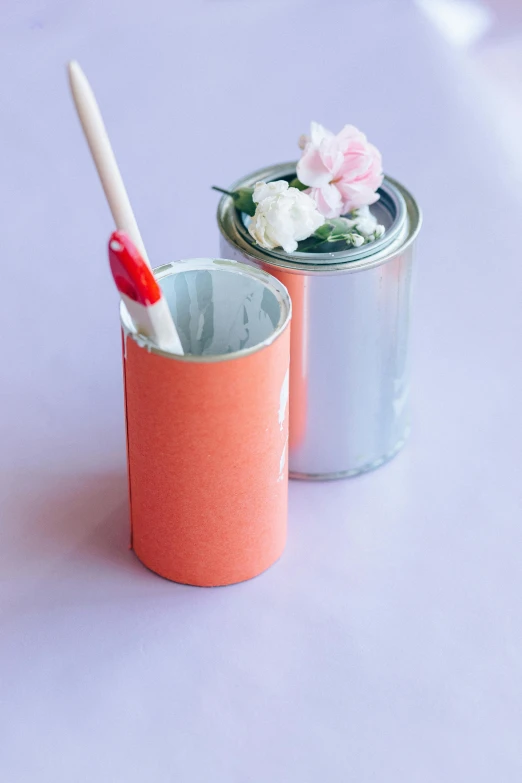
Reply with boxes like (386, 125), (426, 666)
(217, 163), (422, 480)
(122, 258), (291, 586)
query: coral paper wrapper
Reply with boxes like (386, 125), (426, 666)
(122, 262), (291, 587)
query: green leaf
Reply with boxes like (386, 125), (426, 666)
(316, 218), (350, 242)
(296, 236), (328, 252)
(327, 232), (350, 242)
(330, 217), (355, 231)
(313, 223), (334, 240)
(233, 187), (256, 216)
(288, 178), (308, 191)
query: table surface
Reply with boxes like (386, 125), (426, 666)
(2, 0), (522, 780)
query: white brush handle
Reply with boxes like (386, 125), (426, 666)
(121, 294), (184, 355)
(68, 60), (150, 267)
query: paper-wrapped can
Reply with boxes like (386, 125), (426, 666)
(121, 258), (291, 587)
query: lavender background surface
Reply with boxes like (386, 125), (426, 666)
(1, 1), (522, 780)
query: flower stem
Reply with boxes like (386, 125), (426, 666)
(211, 186), (234, 196)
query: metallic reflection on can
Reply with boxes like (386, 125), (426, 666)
(218, 163), (421, 480)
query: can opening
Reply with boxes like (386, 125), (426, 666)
(157, 266), (283, 356)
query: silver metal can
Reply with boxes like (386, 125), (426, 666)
(217, 162), (422, 480)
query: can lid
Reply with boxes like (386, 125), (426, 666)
(218, 162), (422, 273)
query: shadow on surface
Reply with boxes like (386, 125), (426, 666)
(2, 470), (154, 592)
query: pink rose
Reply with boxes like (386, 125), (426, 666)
(296, 122), (384, 219)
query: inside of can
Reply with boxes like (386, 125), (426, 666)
(158, 267), (282, 356)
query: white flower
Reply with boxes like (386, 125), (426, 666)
(248, 180), (325, 253)
(351, 234), (365, 247)
(352, 205), (377, 237)
(350, 205), (385, 240)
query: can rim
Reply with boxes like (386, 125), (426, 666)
(120, 257), (292, 363)
(217, 162), (422, 275)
